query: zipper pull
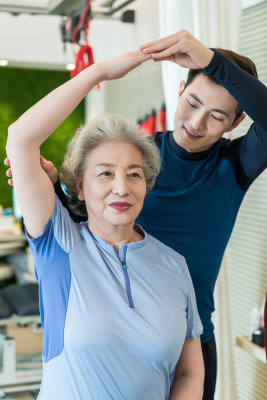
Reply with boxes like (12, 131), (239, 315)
(122, 261), (127, 270)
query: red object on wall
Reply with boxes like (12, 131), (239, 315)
(146, 110), (156, 135)
(70, 0), (99, 88)
(156, 104), (166, 132)
(140, 116), (149, 135)
(139, 105), (166, 136)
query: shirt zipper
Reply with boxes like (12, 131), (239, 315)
(114, 246), (135, 309)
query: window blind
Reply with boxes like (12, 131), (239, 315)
(103, 59), (164, 122)
(225, 2), (267, 399)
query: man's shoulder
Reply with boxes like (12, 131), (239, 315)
(152, 131), (170, 147)
(218, 135), (245, 156)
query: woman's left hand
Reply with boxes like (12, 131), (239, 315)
(98, 51), (152, 81)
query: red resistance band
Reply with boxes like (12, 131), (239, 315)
(70, 0), (99, 87)
(71, 44), (95, 79)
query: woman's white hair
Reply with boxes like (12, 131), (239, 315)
(60, 114), (161, 217)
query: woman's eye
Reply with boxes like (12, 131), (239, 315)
(129, 172), (141, 178)
(99, 171), (112, 177)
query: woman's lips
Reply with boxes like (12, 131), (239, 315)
(184, 127), (202, 140)
(109, 202), (132, 212)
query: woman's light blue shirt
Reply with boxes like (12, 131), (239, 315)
(27, 195), (202, 400)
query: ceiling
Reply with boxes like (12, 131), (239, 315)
(0, 0), (137, 17)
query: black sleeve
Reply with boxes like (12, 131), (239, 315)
(54, 180), (87, 223)
(204, 50), (267, 185)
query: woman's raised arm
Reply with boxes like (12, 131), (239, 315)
(6, 51), (151, 238)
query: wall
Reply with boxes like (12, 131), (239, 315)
(0, 12), (73, 68)
(0, 0), (159, 68)
(0, 0), (160, 208)
(225, 2), (267, 398)
(85, 0), (160, 121)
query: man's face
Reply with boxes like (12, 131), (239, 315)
(173, 73), (244, 153)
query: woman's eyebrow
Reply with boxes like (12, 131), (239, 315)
(95, 163), (115, 167)
(128, 165), (143, 169)
(95, 163), (143, 169)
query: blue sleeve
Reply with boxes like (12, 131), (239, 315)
(26, 195), (80, 363)
(204, 50), (267, 186)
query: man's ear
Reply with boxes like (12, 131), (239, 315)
(179, 80), (186, 97)
(76, 178), (85, 201)
(227, 113), (246, 132)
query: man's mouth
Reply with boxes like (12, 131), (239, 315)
(184, 127), (202, 140)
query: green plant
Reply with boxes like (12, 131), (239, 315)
(0, 68), (84, 209)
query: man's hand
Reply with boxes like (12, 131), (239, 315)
(97, 51), (152, 81)
(4, 156), (59, 186)
(140, 29), (214, 70)
(4, 157), (13, 186)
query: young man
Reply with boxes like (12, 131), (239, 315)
(136, 30), (267, 399)
(5, 30), (267, 399)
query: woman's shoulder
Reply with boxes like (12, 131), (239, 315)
(42, 194), (82, 254)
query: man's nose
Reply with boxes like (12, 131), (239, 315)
(190, 111), (207, 130)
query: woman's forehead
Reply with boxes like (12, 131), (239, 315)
(86, 141), (144, 166)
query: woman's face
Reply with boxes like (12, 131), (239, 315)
(77, 141), (147, 234)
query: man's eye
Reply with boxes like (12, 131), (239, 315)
(211, 114), (223, 121)
(187, 100), (198, 109)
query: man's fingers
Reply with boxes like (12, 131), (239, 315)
(152, 56), (173, 63)
(40, 155), (46, 168)
(151, 44), (181, 60)
(8, 178), (13, 186)
(40, 155), (53, 172)
(4, 157), (10, 166)
(140, 34), (179, 53)
(6, 168), (12, 178)
(141, 39), (174, 54)
(140, 32), (176, 48)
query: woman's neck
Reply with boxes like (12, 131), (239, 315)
(89, 223), (143, 251)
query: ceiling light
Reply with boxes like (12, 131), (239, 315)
(66, 63), (75, 70)
(0, 60), (9, 66)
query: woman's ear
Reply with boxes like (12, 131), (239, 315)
(76, 178), (85, 201)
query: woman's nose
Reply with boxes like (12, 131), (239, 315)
(112, 175), (129, 196)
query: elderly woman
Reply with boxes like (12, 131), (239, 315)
(6, 51), (204, 400)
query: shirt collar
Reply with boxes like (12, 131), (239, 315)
(168, 130), (219, 161)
